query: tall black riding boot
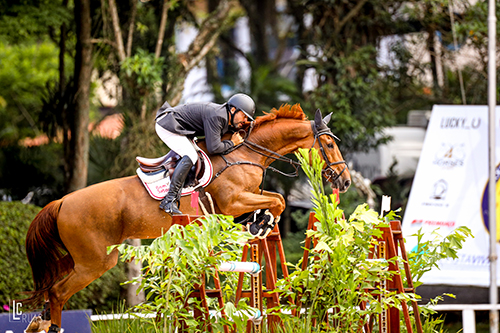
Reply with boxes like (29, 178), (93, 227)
(159, 155), (194, 215)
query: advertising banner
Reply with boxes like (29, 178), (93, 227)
(0, 309), (92, 333)
(402, 105), (500, 287)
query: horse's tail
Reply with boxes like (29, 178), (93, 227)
(23, 199), (73, 309)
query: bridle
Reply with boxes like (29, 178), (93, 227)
(214, 121), (348, 185)
(310, 121), (348, 184)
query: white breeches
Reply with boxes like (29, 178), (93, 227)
(155, 123), (198, 164)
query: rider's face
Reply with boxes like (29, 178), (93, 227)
(232, 110), (248, 128)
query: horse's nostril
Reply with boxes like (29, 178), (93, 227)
(344, 179), (351, 189)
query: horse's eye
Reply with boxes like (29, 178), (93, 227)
(327, 143), (334, 148)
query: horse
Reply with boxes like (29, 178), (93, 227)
(23, 104), (351, 332)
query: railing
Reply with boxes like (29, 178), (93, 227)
(430, 304), (500, 333)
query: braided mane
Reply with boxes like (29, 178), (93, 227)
(253, 104), (307, 127)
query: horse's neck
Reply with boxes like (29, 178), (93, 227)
(250, 120), (312, 165)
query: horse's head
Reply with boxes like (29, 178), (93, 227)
(311, 109), (351, 193)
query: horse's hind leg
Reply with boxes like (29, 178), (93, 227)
(47, 251), (118, 330)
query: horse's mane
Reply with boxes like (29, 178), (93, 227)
(253, 103), (307, 127)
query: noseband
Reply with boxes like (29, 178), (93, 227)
(310, 121), (348, 183)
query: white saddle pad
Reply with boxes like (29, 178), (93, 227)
(136, 150), (213, 200)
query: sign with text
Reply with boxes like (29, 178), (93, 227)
(0, 309), (92, 333)
(402, 105), (500, 287)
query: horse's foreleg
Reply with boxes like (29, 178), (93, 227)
(47, 251), (118, 330)
(258, 190), (286, 222)
(219, 190), (286, 220)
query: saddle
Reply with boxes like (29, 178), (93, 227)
(136, 150), (205, 186)
(136, 146), (213, 200)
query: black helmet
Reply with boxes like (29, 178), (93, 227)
(228, 93), (255, 120)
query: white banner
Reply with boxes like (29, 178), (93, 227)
(402, 105), (500, 287)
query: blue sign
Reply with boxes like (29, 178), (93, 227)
(0, 309), (92, 333)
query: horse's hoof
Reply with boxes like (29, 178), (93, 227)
(261, 227), (273, 239)
(254, 209), (273, 225)
(47, 324), (61, 333)
(248, 211), (275, 238)
(248, 222), (264, 237)
(255, 215), (280, 239)
(24, 316), (51, 333)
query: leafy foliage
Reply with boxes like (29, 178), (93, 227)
(0, 201), (126, 312)
(109, 113), (166, 178)
(0, 201), (41, 307)
(0, 40), (62, 143)
(111, 215), (257, 332)
(303, 46), (395, 154)
(273, 149), (471, 332)
(120, 49), (165, 116)
(247, 63), (301, 113)
(407, 227), (472, 288)
(273, 149), (415, 332)
(0, 0), (70, 42)
(91, 301), (155, 333)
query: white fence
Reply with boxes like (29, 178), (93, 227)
(431, 304), (500, 333)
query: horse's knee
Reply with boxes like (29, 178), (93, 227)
(269, 199), (285, 217)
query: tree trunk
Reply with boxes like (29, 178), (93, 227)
(126, 238), (145, 306)
(427, 25), (440, 93)
(108, 0), (126, 62)
(59, 0), (68, 95)
(167, 0), (239, 105)
(126, 0), (137, 58)
(154, 0), (171, 59)
(66, 0), (92, 193)
(239, 0), (274, 66)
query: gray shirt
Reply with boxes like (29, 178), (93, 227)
(156, 101), (235, 154)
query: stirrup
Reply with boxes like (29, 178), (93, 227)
(160, 199), (182, 215)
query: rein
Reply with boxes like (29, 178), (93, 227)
(310, 123), (348, 183)
(213, 122), (300, 180)
(213, 121), (348, 185)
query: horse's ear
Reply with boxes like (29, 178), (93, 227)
(323, 112), (333, 125)
(314, 109), (323, 127)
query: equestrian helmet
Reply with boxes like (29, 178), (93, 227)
(228, 93), (255, 120)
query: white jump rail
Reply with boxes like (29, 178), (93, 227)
(430, 304), (500, 333)
(91, 304), (500, 332)
(90, 313), (156, 321)
(90, 261), (263, 324)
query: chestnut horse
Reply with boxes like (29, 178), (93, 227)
(23, 104), (350, 331)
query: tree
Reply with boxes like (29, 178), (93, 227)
(66, 0), (92, 192)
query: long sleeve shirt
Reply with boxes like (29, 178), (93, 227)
(155, 101), (234, 154)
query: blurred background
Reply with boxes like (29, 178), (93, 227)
(0, 0), (498, 329)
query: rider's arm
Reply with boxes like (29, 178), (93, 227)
(204, 116), (234, 154)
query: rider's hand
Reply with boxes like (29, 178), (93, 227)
(231, 132), (244, 146)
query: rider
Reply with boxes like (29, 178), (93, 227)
(155, 93), (256, 215)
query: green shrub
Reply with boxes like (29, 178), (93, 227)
(273, 149), (471, 333)
(0, 201), (126, 312)
(0, 201), (40, 307)
(111, 214), (257, 332)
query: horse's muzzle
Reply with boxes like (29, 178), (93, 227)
(331, 176), (351, 193)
